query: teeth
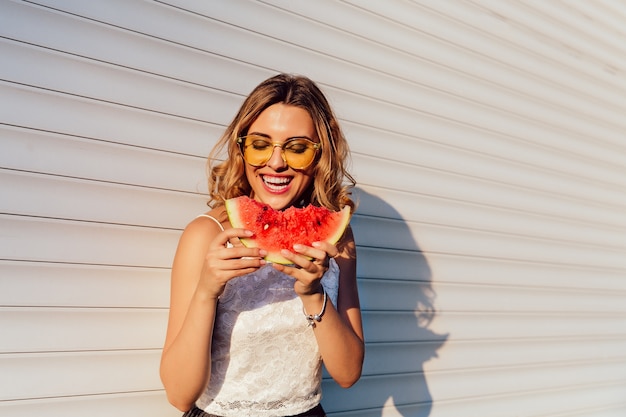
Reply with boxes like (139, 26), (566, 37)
(264, 176), (290, 184)
(263, 176), (290, 191)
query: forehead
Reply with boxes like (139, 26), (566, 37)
(248, 103), (315, 139)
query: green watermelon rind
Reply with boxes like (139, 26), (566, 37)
(225, 196), (351, 265)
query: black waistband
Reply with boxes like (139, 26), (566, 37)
(183, 404), (326, 417)
(182, 404), (325, 417)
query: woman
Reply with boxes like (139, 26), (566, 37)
(160, 74), (364, 417)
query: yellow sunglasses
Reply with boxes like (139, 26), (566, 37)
(237, 134), (321, 169)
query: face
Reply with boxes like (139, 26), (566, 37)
(243, 103), (318, 210)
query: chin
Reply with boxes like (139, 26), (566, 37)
(260, 195), (298, 211)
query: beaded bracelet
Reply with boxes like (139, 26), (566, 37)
(303, 287), (327, 328)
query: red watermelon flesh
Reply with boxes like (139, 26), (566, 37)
(225, 196), (351, 264)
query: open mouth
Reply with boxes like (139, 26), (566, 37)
(262, 175), (292, 192)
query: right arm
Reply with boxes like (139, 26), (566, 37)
(159, 215), (266, 411)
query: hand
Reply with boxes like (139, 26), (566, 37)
(199, 228), (266, 298)
(272, 241), (338, 296)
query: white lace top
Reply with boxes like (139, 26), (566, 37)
(195, 215), (340, 417)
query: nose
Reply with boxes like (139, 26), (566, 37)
(266, 144), (288, 170)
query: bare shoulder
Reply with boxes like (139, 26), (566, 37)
(172, 207), (227, 277)
(184, 206), (229, 238)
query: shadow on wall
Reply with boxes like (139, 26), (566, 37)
(329, 187), (448, 417)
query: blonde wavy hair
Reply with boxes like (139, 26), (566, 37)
(207, 74), (355, 212)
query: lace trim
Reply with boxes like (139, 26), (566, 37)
(209, 389), (320, 413)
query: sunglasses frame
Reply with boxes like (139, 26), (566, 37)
(237, 135), (321, 169)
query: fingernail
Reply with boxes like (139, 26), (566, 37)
(293, 244), (304, 251)
(312, 241), (321, 248)
(259, 249), (267, 256)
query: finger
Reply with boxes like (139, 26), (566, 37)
(202, 256), (265, 297)
(311, 241), (339, 258)
(292, 244), (327, 264)
(210, 228), (254, 249)
(293, 244), (336, 272)
(278, 249), (324, 277)
(275, 249), (302, 267)
(216, 256), (266, 271)
(213, 246), (267, 263)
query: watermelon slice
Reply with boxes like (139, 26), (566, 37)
(225, 196), (351, 264)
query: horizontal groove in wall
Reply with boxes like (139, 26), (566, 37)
(362, 310), (626, 343)
(0, 307), (169, 354)
(0, 214), (181, 268)
(0, 169), (207, 229)
(0, 125), (209, 194)
(359, 337), (626, 377)
(0, 353), (164, 401)
(0, 389), (171, 416)
(357, 245), (626, 280)
(0, 259), (171, 308)
(359, 278), (626, 313)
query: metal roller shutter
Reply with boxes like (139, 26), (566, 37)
(1, 1), (625, 416)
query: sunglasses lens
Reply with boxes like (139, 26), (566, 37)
(240, 136), (318, 169)
(283, 139), (317, 169)
(242, 137), (274, 166)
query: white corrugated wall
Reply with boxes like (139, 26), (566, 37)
(1, 1), (625, 416)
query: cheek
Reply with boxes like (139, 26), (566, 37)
(244, 163), (256, 180)
(300, 170), (316, 190)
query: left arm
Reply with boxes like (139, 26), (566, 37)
(273, 226), (364, 387)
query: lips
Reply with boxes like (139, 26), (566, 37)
(262, 175), (292, 192)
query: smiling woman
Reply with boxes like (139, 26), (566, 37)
(242, 103), (318, 210)
(159, 74), (363, 417)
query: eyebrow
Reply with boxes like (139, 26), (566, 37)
(247, 132), (316, 142)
